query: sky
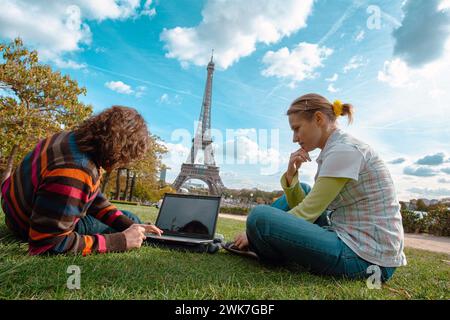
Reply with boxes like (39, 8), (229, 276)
(1, 0), (450, 201)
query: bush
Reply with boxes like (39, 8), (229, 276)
(110, 200), (139, 206)
(401, 207), (450, 236)
(401, 210), (423, 234)
(425, 207), (450, 236)
(220, 206), (250, 216)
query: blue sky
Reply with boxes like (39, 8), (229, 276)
(1, 0), (450, 200)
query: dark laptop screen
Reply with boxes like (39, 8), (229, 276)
(155, 194), (220, 239)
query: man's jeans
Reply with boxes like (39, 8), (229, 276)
(246, 182), (396, 282)
(75, 210), (142, 235)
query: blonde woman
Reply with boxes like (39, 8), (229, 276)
(228, 93), (406, 282)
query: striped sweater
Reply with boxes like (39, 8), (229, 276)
(1, 131), (135, 255)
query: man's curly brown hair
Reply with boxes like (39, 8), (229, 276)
(73, 106), (149, 170)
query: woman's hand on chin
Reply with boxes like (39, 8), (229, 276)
(286, 148), (311, 185)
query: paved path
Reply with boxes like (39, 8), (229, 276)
(218, 213), (450, 255)
(219, 213), (246, 221)
(403, 233), (450, 255)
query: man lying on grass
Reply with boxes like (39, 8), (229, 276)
(1, 106), (162, 255)
(228, 93), (407, 282)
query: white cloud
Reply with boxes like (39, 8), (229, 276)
(327, 83), (339, 93)
(438, 177), (450, 183)
(0, 0), (156, 68)
(354, 30), (365, 42)
(135, 85), (147, 98)
(94, 47), (107, 53)
(343, 55), (366, 73)
(393, 0), (450, 67)
(407, 187), (450, 198)
(161, 142), (191, 184)
(378, 39), (450, 93)
(105, 81), (134, 95)
(163, 142), (190, 165)
(160, 0), (314, 69)
(230, 136), (282, 168)
(404, 166), (439, 177)
(157, 93), (182, 105)
(326, 73), (338, 82)
(261, 42), (333, 87)
(377, 58), (413, 87)
(440, 0), (450, 10)
(220, 129), (287, 176)
(104, 81), (147, 97)
(53, 57), (87, 70)
(140, 0), (157, 17)
(159, 93), (169, 104)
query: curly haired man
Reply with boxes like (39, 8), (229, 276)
(1, 106), (162, 256)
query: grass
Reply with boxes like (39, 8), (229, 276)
(0, 204), (449, 300)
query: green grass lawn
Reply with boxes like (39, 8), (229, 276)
(0, 204), (449, 300)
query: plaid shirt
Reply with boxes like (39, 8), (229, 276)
(1, 131), (134, 255)
(316, 129), (407, 267)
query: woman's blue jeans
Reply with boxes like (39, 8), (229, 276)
(246, 183), (396, 282)
(75, 210), (142, 235)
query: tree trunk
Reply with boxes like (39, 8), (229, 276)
(1, 144), (18, 184)
(128, 172), (137, 202)
(115, 168), (123, 200)
(101, 171), (111, 194)
(123, 168), (130, 200)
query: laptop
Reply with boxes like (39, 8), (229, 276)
(146, 193), (221, 244)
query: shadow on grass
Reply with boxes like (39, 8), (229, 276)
(0, 222), (23, 245)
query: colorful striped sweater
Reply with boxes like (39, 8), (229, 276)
(0, 131), (135, 255)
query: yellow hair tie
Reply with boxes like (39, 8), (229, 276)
(332, 100), (343, 117)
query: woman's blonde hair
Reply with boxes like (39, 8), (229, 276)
(287, 93), (354, 125)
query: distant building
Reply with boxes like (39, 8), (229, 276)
(430, 199), (440, 206)
(419, 199), (431, 207)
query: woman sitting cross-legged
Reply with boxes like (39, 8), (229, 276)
(228, 93), (407, 282)
(1, 106), (162, 256)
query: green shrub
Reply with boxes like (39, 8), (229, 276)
(401, 210), (422, 233)
(220, 206), (251, 216)
(401, 207), (450, 236)
(110, 200), (139, 206)
(426, 207), (450, 236)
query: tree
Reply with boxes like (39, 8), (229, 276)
(101, 134), (168, 202)
(128, 172), (137, 202)
(115, 168), (124, 200)
(122, 168), (131, 200)
(399, 201), (407, 211)
(125, 134), (167, 201)
(101, 170), (111, 193)
(416, 199), (428, 212)
(0, 38), (92, 182)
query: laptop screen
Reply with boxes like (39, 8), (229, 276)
(155, 194), (221, 239)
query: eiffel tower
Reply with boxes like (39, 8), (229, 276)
(172, 52), (225, 195)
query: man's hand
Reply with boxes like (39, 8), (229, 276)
(140, 224), (163, 236)
(122, 224), (163, 250)
(286, 148), (311, 186)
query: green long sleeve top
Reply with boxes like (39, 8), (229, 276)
(280, 172), (350, 223)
